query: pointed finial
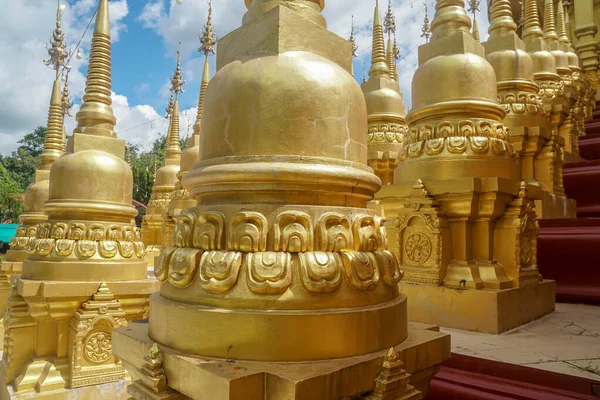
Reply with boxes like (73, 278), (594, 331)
(44, 0), (70, 79)
(421, 1), (432, 43)
(384, 0), (396, 40)
(198, 1), (216, 56)
(171, 42), (185, 97)
(369, 0), (391, 79)
(518, 0), (525, 32)
(488, 0), (517, 38)
(350, 15), (358, 58)
(166, 93), (175, 119)
(543, 0), (558, 42)
(165, 49), (183, 160)
(61, 71), (73, 118)
(562, 1), (574, 44)
(152, 159), (158, 184)
(193, 2), (216, 137)
(556, 0), (569, 46)
(40, 78), (65, 170)
(522, 0), (543, 40)
(468, 0), (481, 41)
(362, 62), (367, 83)
(73, 0), (117, 137)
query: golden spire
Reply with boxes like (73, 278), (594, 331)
(384, 0), (398, 81)
(542, 0), (558, 42)
(369, 0), (391, 78)
(556, 0), (570, 46)
(39, 0), (68, 171)
(165, 46), (183, 160)
(350, 15), (358, 58)
(193, 1), (216, 137)
(61, 71), (72, 153)
(563, 1), (574, 45)
(522, 0), (543, 40)
(488, 0), (517, 38)
(518, 0), (525, 33)
(73, 0), (117, 138)
(421, 1), (432, 43)
(468, 0), (481, 42)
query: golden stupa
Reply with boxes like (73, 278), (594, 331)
(163, 3), (215, 251)
(0, 1), (69, 325)
(377, 0), (555, 334)
(0, 0), (159, 397)
(140, 49), (183, 267)
(363, 0), (408, 186)
(482, 0), (550, 212)
(114, 0), (450, 399)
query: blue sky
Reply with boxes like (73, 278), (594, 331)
(0, 0), (490, 154)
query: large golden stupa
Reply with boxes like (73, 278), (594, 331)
(114, 0), (450, 399)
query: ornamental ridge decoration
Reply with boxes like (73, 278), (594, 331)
(368, 122), (408, 144)
(156, 210), (403, 295)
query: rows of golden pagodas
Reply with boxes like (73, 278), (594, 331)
(0, 0), (596, 398)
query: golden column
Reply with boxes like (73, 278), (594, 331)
(363, 0), (408, 186)
(521, 0), (576, 218)
(483, 0), (550, 212)
(114, 1), (450, 398)
(141, 48), (184, 267)
(0, 0), (68, 313)
(163, 3), (216, 251)
(377, 0), (555, 334)
(1, 0), (159, 396)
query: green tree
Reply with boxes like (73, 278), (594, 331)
(0, 126), (45, 191)
(0, 163), (24, 223)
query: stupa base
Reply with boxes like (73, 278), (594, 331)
(143, 246), (162, 268)
(400, 280), (556, 334)
(113, 320), (450, 400)
(0, 369), (130, 400)
(535, 192), (577, 219)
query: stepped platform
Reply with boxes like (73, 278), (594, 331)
(564, 160), (600, 218)
(427, 303), (600, 399)
(538, 218), (600, 304)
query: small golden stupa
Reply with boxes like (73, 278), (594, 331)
(1, 0), (159, 396)
(521, 0), (576, 218)
(377, 0), (555, 334)
(114, 1), (450, 398)
(482, 0), (550, 208)
(141, 49), (183, 267)
(0, 1), (68, 320)
(163, 2), (215, 250)
(363, 0), (408, 186)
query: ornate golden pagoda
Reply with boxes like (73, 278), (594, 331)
(482, 0), (550, 212)
(363, 0), (408, 186)
(376, 0), (555, 334)
(1, 0), (159, 396)
(163, 2), (216, 251)
(555, 0), (593, 161)
(520, 0), (576, 218)
(0, 0), (69, 321)
(114, 1), (450, 398)
(141, 48), (183, 267)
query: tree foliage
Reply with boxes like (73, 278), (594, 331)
(1, 127), (185, 222)
(0, 163), (24, 223)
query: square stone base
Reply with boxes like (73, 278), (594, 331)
(400, 280), (556, 334)
(535, 192), (577, 220)
(113, 320), (451, 400)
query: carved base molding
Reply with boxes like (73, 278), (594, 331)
(114, 320), (450, 400)
(400, 279), (556, 334)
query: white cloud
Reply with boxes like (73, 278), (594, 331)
(0, 0), (129, 155)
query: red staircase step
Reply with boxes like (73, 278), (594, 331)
(580, 133), (600, 161)
(563, 160), (600, 218)
(427, 354), (600, 400)
(538, 218), (600, 304)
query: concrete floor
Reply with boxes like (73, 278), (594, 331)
(443, 303), (600, 381)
